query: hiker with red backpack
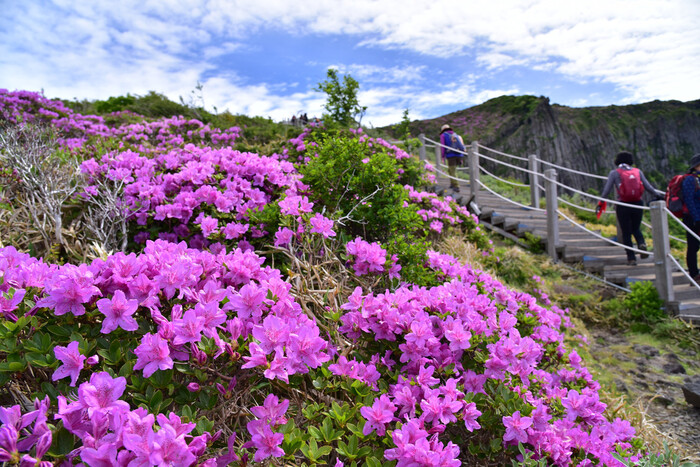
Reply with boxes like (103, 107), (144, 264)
(597, 151), (664, 266)
(439, 124), (466, 192)
(680, 154), (700, 282)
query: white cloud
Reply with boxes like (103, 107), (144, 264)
(1, 0), (698, 128)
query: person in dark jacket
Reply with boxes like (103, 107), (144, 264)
(439, 124), (464, 192)
(682, 153), (700, 282)
(599, 151), (663, 266)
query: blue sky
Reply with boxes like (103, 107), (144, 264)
(2, 0), (699, 127)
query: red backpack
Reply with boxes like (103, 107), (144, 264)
(616, 167), (644, 202)
(666, 174), (693, 218)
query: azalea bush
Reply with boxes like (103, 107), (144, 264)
(0, 89), (650, 466)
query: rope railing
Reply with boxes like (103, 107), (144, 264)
(542, 173), (652, 211)
(667, 254), (700, 293)
(420, 134), (697, 305)
(477, 143), (529, 162)
(556, 208), (650, 256)
(432, 165), (469, 184)
(476, 179), (545, 212)
(538, 158), (608, 181)
(479, 165), (529, 188)
(642, 219), (686, 244)
(666, 207), (700, 244)
(475, 150), (539, 177)
(558, 196), (597, 213)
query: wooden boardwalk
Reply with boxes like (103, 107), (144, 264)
(433, 175), (700, 324)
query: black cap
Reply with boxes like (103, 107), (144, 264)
(690, 154), (700, 172)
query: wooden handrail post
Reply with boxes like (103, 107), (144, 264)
(418, 134), (426, 162)
(434, 141), (441, 171)
(529, 154), (540, 208)
(544, 168), (559, 261)
(469, 141), (479, 206)
(650, 201), (675, 306)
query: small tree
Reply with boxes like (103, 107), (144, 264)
(316, 69), (366, 128)
(394, 108), (421, 154)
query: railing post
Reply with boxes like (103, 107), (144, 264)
(469, 141), (479, 206)
(544, 168), (560, 261)
(650, 201), (675, 306)
(418, 134), (426, 162)
(434, 141), (441, 171)
(529, 154), (540, 209)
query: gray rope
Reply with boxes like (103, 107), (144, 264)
(477, 179), (545, 212)
(477, 142), (529, 162)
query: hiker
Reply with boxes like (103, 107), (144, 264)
(439, 124), (465, 192)
(598, 151), (663, 266)
(682, 154), (700, 283)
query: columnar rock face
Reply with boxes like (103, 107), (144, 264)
(410, 96), (700, 193)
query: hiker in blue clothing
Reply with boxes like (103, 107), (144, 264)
(682, 154), (700, 283)
(598, 151), (663, 266)
(439, 124), (465, 192)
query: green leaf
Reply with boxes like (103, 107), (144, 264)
(316, 445), (332, 457)
(0, 360), (26, 372)
(26, 352), (52, 367)
(150, 390), (163, 408)
(308, 426), (322, 441)
(48, 426), (76, 456)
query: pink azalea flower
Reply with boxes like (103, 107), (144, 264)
(273, 227), (294, 247)
(360, 394), (396, 436)
(309, 213), (336, 238)
(173, 309), (205, 345)
(252, 316), (290, 352)
(249, 424), (284, 462)
(199, 215), (219, 237)
(96, 290), (139, 334)
(133, 332), (174, 377)
(52, 341), (86, 386)
(250, 394), (289, 426)
(463, 402), (482, 432)
(503, 410), (532, 444)
(78, 371), (130, 417)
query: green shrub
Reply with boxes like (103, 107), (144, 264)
(624, 281), (665, 330)
(299, 133), (423, 243)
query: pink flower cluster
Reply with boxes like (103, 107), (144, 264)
(333, 251), (637, 465)
(0, 397), (52, 466)
(81, 145), (304, 247)
(56, 371), (220, 465)
(0, 90), (241, 151)
(243, 394), (289, 462)
(345, 238), (401, 279)
(1, 240), (331, 386)
(404, 185), (474, 234)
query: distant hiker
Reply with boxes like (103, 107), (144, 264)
(598, 151), (663, 266)
(291, 115), (297, 126)
(682, 154), (700, 283)
(439, 124), (466, 192)
(301, 113), (309, 124)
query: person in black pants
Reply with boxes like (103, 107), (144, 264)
(598, 151), (663, 266)
(682, 154), (700, 282)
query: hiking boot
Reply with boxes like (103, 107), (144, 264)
(452, 186), (460, 193)
(639, 244), (649, 259)
(627, 259), (637, 266)
(692, 274), (700, 284)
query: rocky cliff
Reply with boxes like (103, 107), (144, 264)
(403, 96), (700, 192)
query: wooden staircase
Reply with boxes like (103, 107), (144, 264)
(434, 182), (700, 324)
